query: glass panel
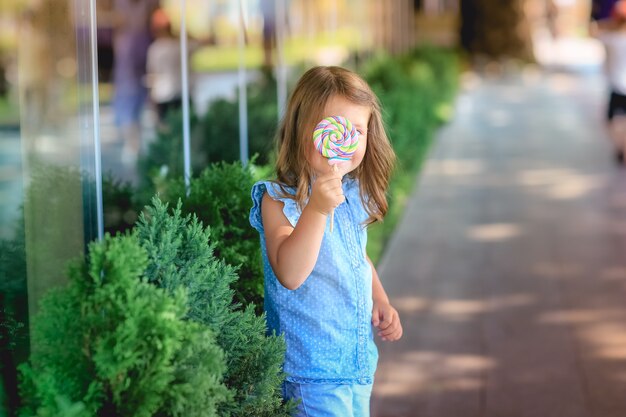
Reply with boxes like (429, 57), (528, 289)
(0, 0), (100, 413)
(97, 0), (160, 238)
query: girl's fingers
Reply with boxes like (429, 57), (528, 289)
(378, 324), (398, 338)
(377, 311), (396, 330)
(380, 326), (402, 341)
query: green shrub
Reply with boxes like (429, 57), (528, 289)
(199, 76), (278, 167)
(158, 161), (263, 309)
(135, 198), (292, 417)
(140, 74), (278, 189)
(362, 47), (459, 262)
(18, 233), (231, 417)
(138, 109), (205, 194)
(102, 174), (142, 237)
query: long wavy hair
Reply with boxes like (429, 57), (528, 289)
(274, 66), (396, 224)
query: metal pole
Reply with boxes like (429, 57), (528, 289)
(181, 0), (192, 191)
(238, 0), (249, 166)
(88, 0), (103, 240)
(276, 0), (287, 120)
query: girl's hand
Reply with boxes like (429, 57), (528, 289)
(372, 301), (403, 342)
(308, 169), (344, 216)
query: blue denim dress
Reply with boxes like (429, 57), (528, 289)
(249, 178), (378, 385)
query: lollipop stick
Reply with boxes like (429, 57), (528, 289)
(330, 164), (337, 233)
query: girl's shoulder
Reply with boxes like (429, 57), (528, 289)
(250, 180), (301, 231)
(251, 180), (297, 204)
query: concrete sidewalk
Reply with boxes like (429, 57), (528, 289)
(371, 68), (626, 417)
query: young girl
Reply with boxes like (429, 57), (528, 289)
(249, 66), (403, 416)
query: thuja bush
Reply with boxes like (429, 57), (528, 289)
(135, 198), (291, 417)
(158, 161), (264, 309)
(18, 233), (230, 417)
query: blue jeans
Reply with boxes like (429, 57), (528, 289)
(283, 381), (373, 417)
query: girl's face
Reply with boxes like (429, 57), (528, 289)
(307, 95), (371, 177)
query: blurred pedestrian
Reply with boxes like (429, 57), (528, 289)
(592, 0), (626, 162)
(146, 8), (212, 131)
(112, 0), (158, 164)
(146, 8), (182, 129)
(546, 0), (559, 40)
(592, 0), (620, 21)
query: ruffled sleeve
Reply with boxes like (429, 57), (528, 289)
(250, 180), (302, 232)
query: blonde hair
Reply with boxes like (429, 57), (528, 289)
(274, 66), (396, 224)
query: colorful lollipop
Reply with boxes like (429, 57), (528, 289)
(312, 116), (360, 232)
(313, 116), (359, 165)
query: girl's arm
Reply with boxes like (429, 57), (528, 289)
(261, 170), (344, 290)
(368, 256), (403, 342)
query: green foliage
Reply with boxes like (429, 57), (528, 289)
(139, 74), (278, 189)
(158, 161), (263, 309)
(22, 164), (85, 290)
(102, 174), (142, 237)
(362, 47), (458, 173)
(135, 198), (292, 417)
(362, 47), (459, 262)
(199, 76), (277, 166)
(0, 229), (26, 298)
(18, 233), (230, 417)
(137, 109), (203, 197)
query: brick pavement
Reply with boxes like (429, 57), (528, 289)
(371, 68), (626, 417)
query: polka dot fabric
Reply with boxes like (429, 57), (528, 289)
(250, 179), (378, 384)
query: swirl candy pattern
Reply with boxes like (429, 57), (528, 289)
(313, 116), (359, 165)
(312, 116), (359, 233)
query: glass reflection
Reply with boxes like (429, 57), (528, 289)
(0, 0), (100, 414)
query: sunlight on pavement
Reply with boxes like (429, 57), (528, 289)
(580, 322), (626, 361)
(538, 308), (626, 325)
(434, 295), (534, 320)
(517, 168), (582, 186)
(467, 223), (522, 242)
(544, 175), (606, 200)
(375, 351), (495, 397)
(517, 168), (607, 200)
(392, 295), (534, 320)
(424, 159), (484, 177)
(532, 262), (583, 280)
(392, 296), (429, 314)
(600, 267), (626, 281)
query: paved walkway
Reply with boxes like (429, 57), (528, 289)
(371, 68), (626, 417)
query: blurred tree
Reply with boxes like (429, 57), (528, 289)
(459, 0), (534, 61)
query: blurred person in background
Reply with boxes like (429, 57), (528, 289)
(96, 0), (115, 83)
(547, 0), (560, 40)
(146, 8), (182, 129)
(112, 0), (159, 164)
(261, 0), (276, 71)
(146, 8), (211, 130)
(592, 0), (626, 163)
(592, 0), (620, 20)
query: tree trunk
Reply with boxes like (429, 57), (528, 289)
(460, 0), (534, 61)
